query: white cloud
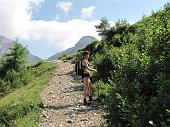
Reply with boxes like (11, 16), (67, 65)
(25, 19), (100, 50)
(0, 0), (100, 55)
(81, 6), (96, 19)
(0, 0), (44, 39)
(56, 1), (72, 14)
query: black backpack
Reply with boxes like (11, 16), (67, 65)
(75, 61), (83, 76)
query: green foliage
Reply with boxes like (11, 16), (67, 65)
(73, 51), (83, 62)
(0, 41), (57, 126)
(95, 80), (111, 102)
(90, 3), (170, 127)
(58, 54), (73, 60)
(0, 42), (30, 97)
(0, 42), (26, 76)
(0, 61), (57, 126)
(93, 50), (114, 82)
(95, 17), (110, 39)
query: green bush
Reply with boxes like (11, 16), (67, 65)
(0, 80), (8, 97)
(0, 61), (57, 126)
(95, 80), (111, 102)
(93, 51), (114, 83)
(91, 3), (170, 127)
(0, 41), (57, 126)
(0, 42), (30, 97)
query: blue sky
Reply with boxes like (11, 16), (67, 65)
(33, 0), (168, 22)
(0, 0), (169, 59)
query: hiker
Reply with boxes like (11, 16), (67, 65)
(82, 51), (97, 105)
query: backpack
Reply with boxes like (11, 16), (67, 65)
(75, 61), (83, 76)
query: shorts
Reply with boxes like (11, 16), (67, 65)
(82, 73), (90, 78)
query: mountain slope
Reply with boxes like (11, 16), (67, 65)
(48, 36), (97, 60)
(0, 36), (41, 65)
(26, 50), (42, 65)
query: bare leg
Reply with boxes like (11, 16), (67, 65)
(88, 79), (93, 96)
(83, 77), (88, 99)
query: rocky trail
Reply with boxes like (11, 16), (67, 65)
(39, 60), (105, 127)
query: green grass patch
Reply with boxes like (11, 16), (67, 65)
(0, 61), (57, 126)
(58, 54), (73, 60)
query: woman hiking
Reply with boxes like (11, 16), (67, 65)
(82, 51), (97, 105)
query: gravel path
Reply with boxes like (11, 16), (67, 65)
(39, 60), (105, 127)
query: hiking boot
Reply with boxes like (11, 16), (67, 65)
(89, 96), (93, 102)
(83, 98), (87, 105)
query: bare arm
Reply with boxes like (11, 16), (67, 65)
(83, 59), (96, 72)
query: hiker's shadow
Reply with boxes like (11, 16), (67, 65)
(45, 104), (74, 110)
(64, 102), (100, 116)
(45, 103), (100, 115)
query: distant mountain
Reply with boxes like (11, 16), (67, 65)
(26, 50), (42, 65)
(0, 36), (41, 65)
(0, 36), (12, 56)
(48, 36), (97, 60)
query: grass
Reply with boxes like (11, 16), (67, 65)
(0, 61), (57, 127)
(58, 54), (74, 60)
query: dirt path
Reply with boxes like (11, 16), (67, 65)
(39, 60), (105, 127)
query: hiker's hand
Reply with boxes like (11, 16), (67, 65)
(93, 69), (97, 72)
(93, 66), (97, 72)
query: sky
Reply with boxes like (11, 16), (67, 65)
(0, 0), (169, 59)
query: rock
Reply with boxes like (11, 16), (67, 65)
(66, 119), (74, 124)
(49, 91), (54, 94)
(51, 95), (55, 98)
(70, 114), (76, 118)
(94, 113), (98, 116)
(42, 112), (49, 119)
(80, 118), (88, 121)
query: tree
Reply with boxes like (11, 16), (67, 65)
(0, 41), (26, 78)
(164, 2), (170, 10)
(95, 17), (110, 39)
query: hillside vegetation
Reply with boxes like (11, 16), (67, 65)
(0, 42), (57, 126)
(75, 3), (170, 127)
(0, 3), (169, 127)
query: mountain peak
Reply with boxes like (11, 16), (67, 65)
(79, 36), (96, 40)
(75, 36), (97, 48)
(48, 36), (97, 60)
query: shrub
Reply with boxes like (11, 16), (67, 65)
(0, 62), (57, 126)
(92, 3), (170, 127)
